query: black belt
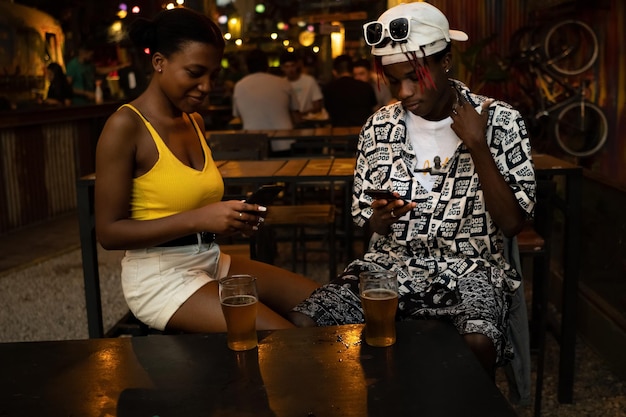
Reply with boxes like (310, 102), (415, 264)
(156, 232), (216, 247)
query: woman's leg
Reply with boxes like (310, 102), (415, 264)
(166, 255), (319, 333)
(228, 254), (320, 316)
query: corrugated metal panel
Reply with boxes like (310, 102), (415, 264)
(0, 122), (78, 234)
(0, 130), (21, 229)
(44, 123), (78, 216)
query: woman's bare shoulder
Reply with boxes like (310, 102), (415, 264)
(100, 105), (146, 144)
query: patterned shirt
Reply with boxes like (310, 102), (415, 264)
(349, 80), (536, 297)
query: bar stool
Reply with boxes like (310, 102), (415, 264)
(516, 179), (555, 417)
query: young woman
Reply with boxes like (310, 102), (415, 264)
(43, 62), (73, 106)
(290, 2), (536, 380)
(95, 8), (319, 334)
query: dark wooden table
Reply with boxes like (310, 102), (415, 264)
(0, 320), (517, 417)
(215, 157), (355, 184)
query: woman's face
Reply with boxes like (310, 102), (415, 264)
(383, 53), (452, 121)
(157, 41), (222, 113)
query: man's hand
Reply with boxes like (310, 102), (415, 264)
(450, 96), (494, 152)
(368, 192), (416, 235)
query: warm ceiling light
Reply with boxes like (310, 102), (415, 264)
(255, 3), (265, 13)
(235, 39), (242, 46)
(224, 32), (232, 40)
(166, 3), (175, 9)
(270, 32), (278, 40)
(218, 15), (228, 24)
(131, 6), (140, 13)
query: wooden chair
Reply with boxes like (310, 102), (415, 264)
(249, 204), (337, 283)
(77, 176), (156, 338)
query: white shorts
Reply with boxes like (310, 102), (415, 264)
(121, 242), (231, 330)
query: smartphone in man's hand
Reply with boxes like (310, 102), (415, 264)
(364, 189), (400, 201)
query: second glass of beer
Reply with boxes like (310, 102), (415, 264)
(359, 270), (399, 347)
(219, 274), (258, 351)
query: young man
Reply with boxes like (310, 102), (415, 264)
(291, 2), (536, 382)
(279, 51), (324, 119)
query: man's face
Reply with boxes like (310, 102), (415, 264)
(281, 61), (300, 81)
(79, 49), (94, 63)
(353, 66), (371, 83)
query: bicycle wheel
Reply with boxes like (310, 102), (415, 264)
(544, 20), (598, 75)
(554, 101), (607, 157)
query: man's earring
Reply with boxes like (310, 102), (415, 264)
(445, 68), (450, 73)
(157, 68), (162, 73)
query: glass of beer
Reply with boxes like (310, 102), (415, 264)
(359, 270), (399, 347)
(219, 274), (259, 351)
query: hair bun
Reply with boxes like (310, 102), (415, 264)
(128, 17), (156, 51)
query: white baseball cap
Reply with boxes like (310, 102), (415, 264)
(365, 2), (468, 62)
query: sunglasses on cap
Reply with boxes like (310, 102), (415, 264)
(363, 17), (411, 46)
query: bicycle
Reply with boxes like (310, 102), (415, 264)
(508, 20), (608, 158)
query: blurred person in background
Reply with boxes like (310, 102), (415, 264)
(279, 51), (326, 124)
(66, 44), (121, 104)
(66, 45), (98, 104)
(42, 62), (73, 106)
(323, 54), (377, 127)
(353, 57), (395, 110)
(232, 49), (300, 157)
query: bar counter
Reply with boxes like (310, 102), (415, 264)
(0, 102), (120, 234)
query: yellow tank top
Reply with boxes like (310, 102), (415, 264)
(122, 104), (224, 220)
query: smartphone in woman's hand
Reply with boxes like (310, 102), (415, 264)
(245, 184), (284, 206)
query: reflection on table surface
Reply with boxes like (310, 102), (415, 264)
(0, 320), (516, 417)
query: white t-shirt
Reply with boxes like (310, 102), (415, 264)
(288, 73), (323, 114)
(405, 112), (461, 191)
(233, 72), (299, 151)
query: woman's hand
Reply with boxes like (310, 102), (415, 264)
(198, 200), (266, 236)
(368, 192), (416, 235)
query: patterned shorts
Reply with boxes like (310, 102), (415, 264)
(292, 262), (513, 365)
